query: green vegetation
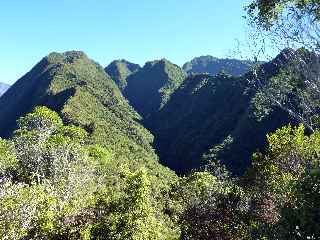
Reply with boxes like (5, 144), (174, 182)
(183, 55), (255, 77)
(252, 48), (320, 132)
(245, 124), (320, 239)
(3, 107), (319, 238)
(0, 107), (177, 239)
(247, 0), (320, 30)
(246, 0), (319, 56)
(146, 48), (320, 175)
(1, 0), (320, 236)
(1, 48), (320, 238)
(105, 59), (140, 91)
(0, 51), (174, 180)
(124, 59), (186, 118)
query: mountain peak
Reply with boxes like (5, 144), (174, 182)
(0, 51), (175, 178)
(105, 59), (140, 91)
(46, 51), (87, 65)
(144, 58), (171, 67)
(183, 55), (254, 76)
(124, 58), (186, 118)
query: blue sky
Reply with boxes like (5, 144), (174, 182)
(1, 0), (254, 84)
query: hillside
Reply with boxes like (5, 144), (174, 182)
(124, 59), (186, 118)
(183, 55), (254, 76)
(0, 82), (10, 96)
(147, 49), (319, 175)
(0, 51), (175, 178)
(105, 59), (140, 91)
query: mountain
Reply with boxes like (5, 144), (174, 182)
(183, 55), (254, 76)
(105, 59), (140, 91)
(0, 82), (10, 96)
(0, 51), (175, 179)
(147, 49), (319, 175)
(124, 59), (186, 118)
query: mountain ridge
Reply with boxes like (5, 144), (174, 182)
(146, 49), (318, 174)
(123, 58), (187, 118)
(0, 50), (175, 180)
(183, 55), (255, 77)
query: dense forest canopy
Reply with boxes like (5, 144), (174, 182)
(1, 0), (320, 239)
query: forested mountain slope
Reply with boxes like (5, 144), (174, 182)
(0, 51), (175, 178)
(124, 59), (186, 118)
(105, 59), (140, 91)
(147, 49), (320, 175)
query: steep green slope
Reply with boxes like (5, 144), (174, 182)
(105, 59), (140, 91)
(183, 55), (254, 76)
(124, 59), (187, 118)
(148, 49), (319, 175)
(0, 51), (175, 178)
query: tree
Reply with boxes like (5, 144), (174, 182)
(251, 48), (320, 132)
(246, 0), (320, 132)
(245, 124), (320, 239)
(171, 171), (250, 240)
(92, 167), (175, 240)
(247, 0), (320, 52)
(0, 107), (101, 239)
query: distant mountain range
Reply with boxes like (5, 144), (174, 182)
(1, 50), (316, 176)
(183, 55), (255, 76)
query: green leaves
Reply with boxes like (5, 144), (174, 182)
(251, 51), (320, 132)
(17, 106), (63, 132)
(0, 139), (17, 176)
(92, 167), (177, 240)
(246, 124), (320, 238)
(247, 0), (320, 28)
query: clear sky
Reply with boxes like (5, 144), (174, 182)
(0, 0), (253, 84)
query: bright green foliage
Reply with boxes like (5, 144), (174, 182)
(0, 107), (100, 239)
(174, 171), (229, 206)
(0, 107), (180, 239)
(0, 139), (17, 176)
(17, 106), (63, 132)
(0, 51), (176, 188)
(12, 107), (89, 184)
(0, 51), (178, 238)
(248, 124), (320, 198)
(93, 167), (176, 240)
(2, 50), (320, 239)
(0, 181), (47, 239)
(246, 124), (320, 239)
